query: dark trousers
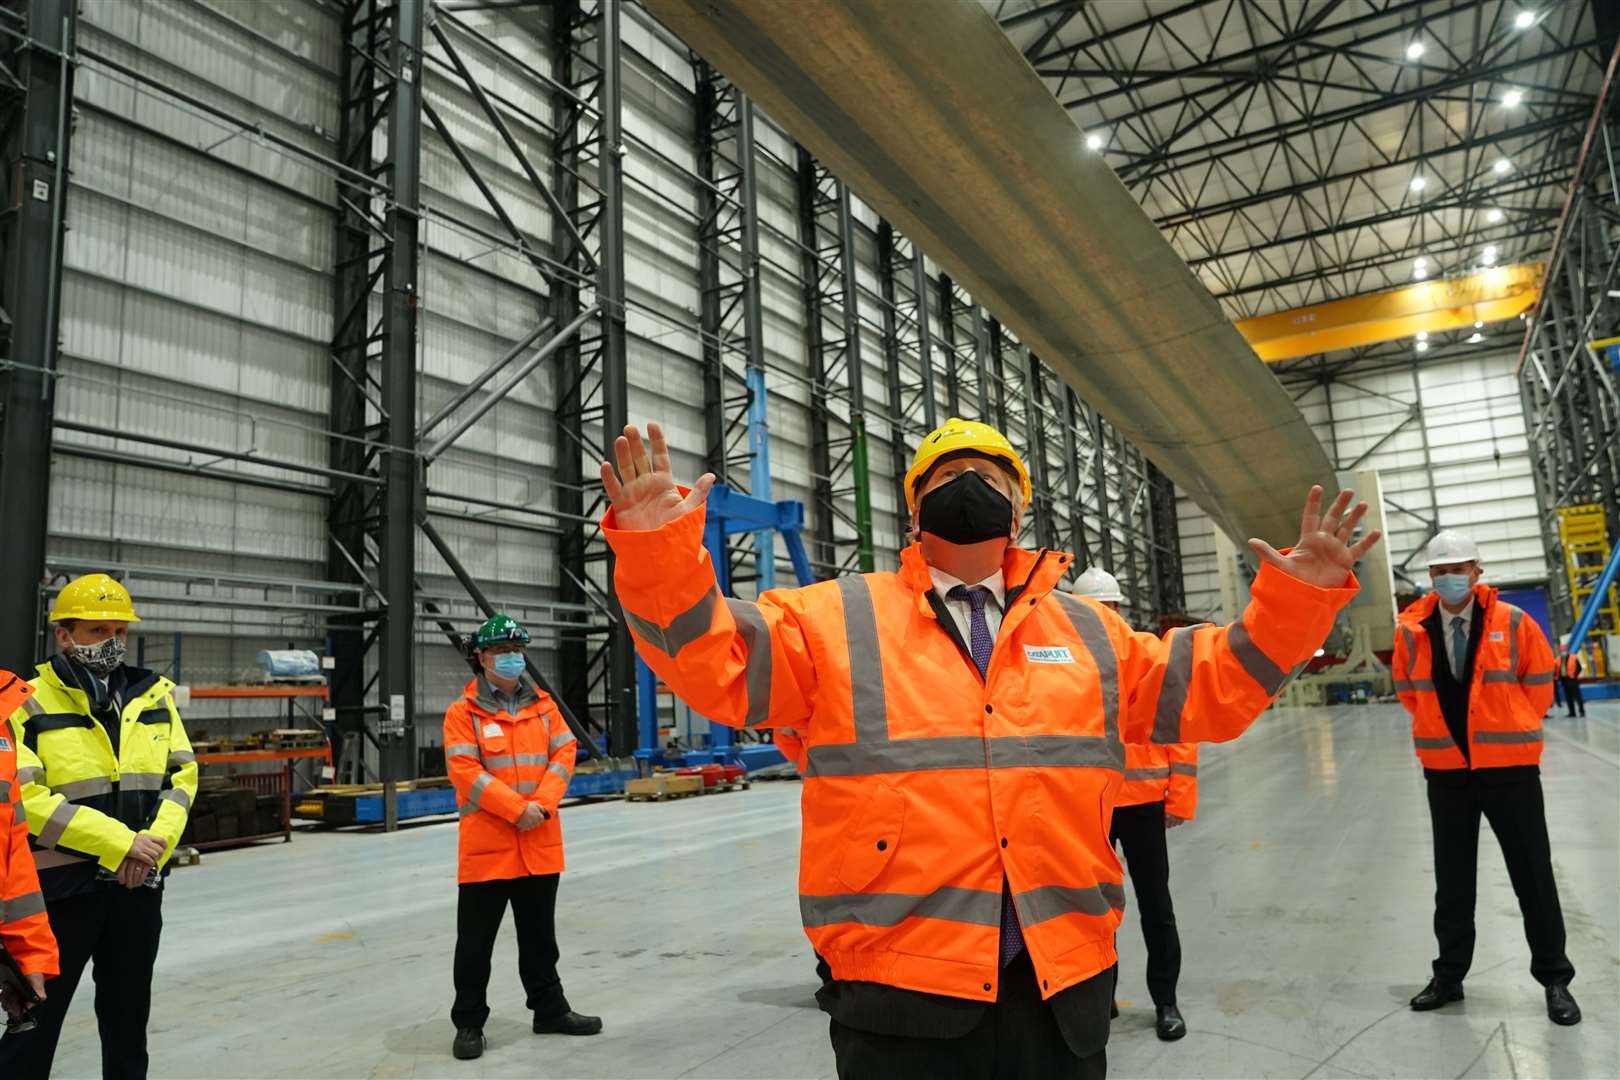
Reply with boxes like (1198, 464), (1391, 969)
(1559, 678), (1585, 717)
(1108, 801), (1181, 1006)
(1426, 772), (1575, 987)
(452, 873), (568, 1029)
(828, 952), (1105, 1080)
(0, 885), (164, 1080)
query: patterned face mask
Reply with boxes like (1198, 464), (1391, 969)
(71, 634), (127, 676)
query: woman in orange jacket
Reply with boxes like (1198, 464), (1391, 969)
(601, 418), (1379, 1079)
(443, 616), (600, 1061)
(0, 672), (57, 1027)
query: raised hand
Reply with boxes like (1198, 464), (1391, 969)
(600, 423), (716, 532)
(1249, 485), (1383, 589)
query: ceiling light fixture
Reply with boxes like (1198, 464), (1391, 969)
(1482, 245), (1499, 265)
(1085, 132), (1103, 151)
(1416, 340), (1430, 353)
(1502, 89), (1524, 108)
(1416, 331), (1429, 342)
(1406, 40), (1425, 60)
(1487, 208), (1505, 223)
(1410, 175), (1427, 191)
(1494, 158), (1513, 174)
(1469, 332), (1485, 343)
(1514, 11), (1536, 29)
(1475, 320), (1485, 328)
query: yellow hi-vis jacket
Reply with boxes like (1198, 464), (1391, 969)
(8, 658), (198, 899)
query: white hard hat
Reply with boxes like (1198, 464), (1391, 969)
(1424, 530), (1481, 567)
(1075, 567), (1124, 602)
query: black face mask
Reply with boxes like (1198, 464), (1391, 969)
(917, 471), (1014, 545)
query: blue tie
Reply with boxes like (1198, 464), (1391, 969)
(948, 584), (1024, 967)
(1451, 616), (1467, 679)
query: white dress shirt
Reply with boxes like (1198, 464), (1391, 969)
(1441, 600), (1475, 679)
(927, 565), (1007, 645)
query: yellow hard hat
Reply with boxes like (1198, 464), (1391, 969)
(904, 418), (1032, 513)
(49, 574), (142, 623)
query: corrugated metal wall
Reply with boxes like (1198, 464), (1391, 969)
(1178, 348), (1543, 620)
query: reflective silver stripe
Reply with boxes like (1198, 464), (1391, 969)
(1124, 767), (1170, 781)
(32, 849), (87, 870)
(1226, 619), (1289, 695)
(1481, 670), (1517, 684)
(37, 800), (77, 848)
(0, 779), (8, 802)
(119, 772), (165, 792)
(1152, 626), (1201, 745)
(444, 743), (481, 759)
(839, 576), (889, 743)
(1414, 736), (1458, 750)
(726, 598), (775, 728)
(482, 755), (514, 770)
(167, 750), (196, 766)
(160, 788), (192, 811)
(1395, 679), (1436, 692)
(547, 761), (570, 780)
(15, 767), (42, 786)
(1169, 762), (1197, 777)
(1505, 604), (1522, 672)
(804, 734), (1120, 778)
(623, 586), (721, 657)
(1520, 671), (1557, 686)
(468, 772), (495, 808)
(2, 890), (45, 921)
(1015, 882), (1127, 925)
(549, 730), (576, 752)
(1400, 624), (1415, 660)
(53, 777), (113, 801)
(514, 781), (539, 794)
(800, 886), (1001, 929)
(513, 754), (548, 767)
(1474, 729), (1543, 745)
(1053, 594), (1119, 745)
(458, 802), (479, 818)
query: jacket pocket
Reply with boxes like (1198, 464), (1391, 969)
(835, 784), (906, 892)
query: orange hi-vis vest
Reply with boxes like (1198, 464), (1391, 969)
(605, 500), (1356, 1003)
(1392, 585), (1557, 770)
(0, 672), (58, 979)
(444, 677), (577, 884)
(1117, 742), (1198, 819)
(1563, 654), (1581, 680)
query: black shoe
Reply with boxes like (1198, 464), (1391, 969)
(1546, 984), (1581, 1026)
(1110, 1000), (1119, 1020)
(1410, 979), (1464, 1011)
(534, 1010), (603, 1036)
(451, 1027), (484, 1060)
(1155, 1004), (1186, 1041)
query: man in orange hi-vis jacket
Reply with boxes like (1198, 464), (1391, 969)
(0, 672), (56, 1027)
(442, 614), (600, 1062)
(1393, 530), (1579, 1027)
(600, 417), (1379, 1080)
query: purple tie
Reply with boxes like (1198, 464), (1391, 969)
(948, 585), (1025, 967)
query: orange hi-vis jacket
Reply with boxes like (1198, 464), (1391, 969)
(444, 676), (577, 884)
(1392, 585), (1557, 770)
(0, 672), (57, 979)
(605, 501), (1356, 1003)
(1117, 742), (1198, 819)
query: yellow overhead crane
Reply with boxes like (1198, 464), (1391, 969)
(1236, 262), (1543, 363)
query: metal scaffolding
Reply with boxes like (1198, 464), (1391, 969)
(1518, 40), (1620, 630)
(0, 0), (75, 670)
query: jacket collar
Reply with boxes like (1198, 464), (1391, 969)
(464, 675), (539, 717)
(1399, 582), (1500, 628)
(40, 656), (170, 711)
(898, 543), (1074, 621)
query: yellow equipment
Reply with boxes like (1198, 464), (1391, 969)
(1237, 262), (1543, 362)
(47, 573), (142, 623)
(1557, 505), (1617, 677)
(904, 418), (1032, 512)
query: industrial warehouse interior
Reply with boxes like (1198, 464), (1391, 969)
(0, 0), (1616, 1078)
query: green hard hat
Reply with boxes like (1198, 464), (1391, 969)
(473, 613), (529, 649)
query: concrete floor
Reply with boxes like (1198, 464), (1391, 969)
(47, 704), (1618, 1079)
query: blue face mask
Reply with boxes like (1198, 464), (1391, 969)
(491, 653), (526, 680)
(1433, 573), (1473, 605)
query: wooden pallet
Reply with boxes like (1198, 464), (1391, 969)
(170, 846), (204, 868)
(625, 775), (704, 802)
(700, 779), (752, 795)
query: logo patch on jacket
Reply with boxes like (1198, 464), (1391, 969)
(1023, 645), (1075, 664)
(0, 735), (10, 751)
(1489, 631), (1504, 642)
(482, 722), (503, 738)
